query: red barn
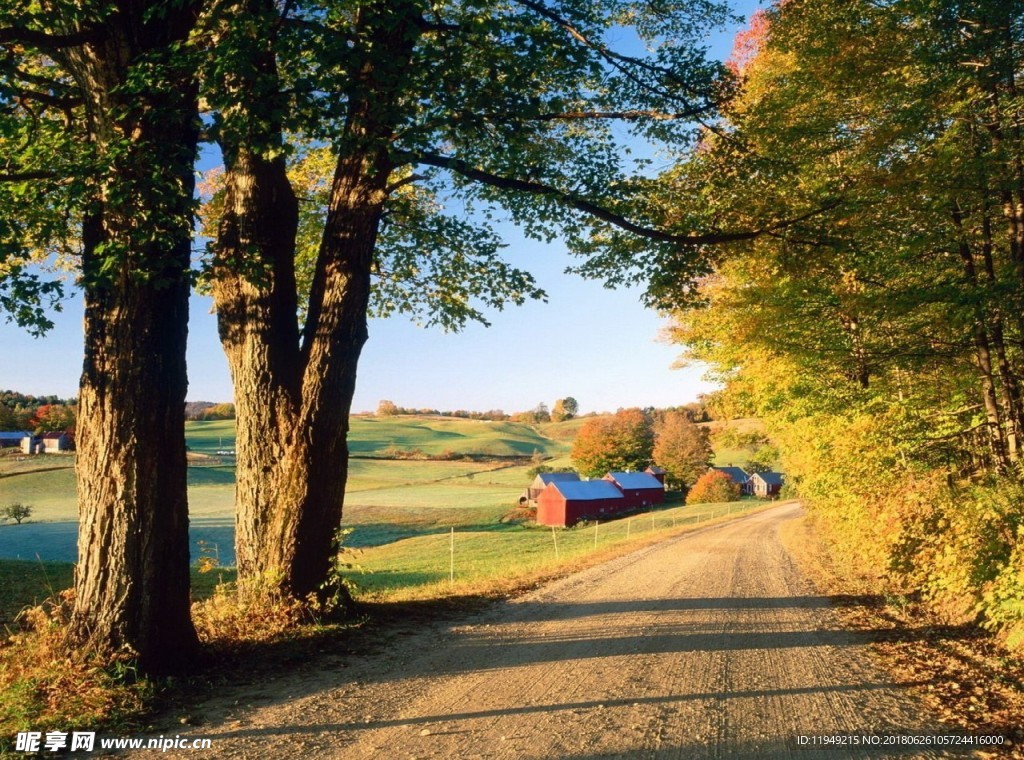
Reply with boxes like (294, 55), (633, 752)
(603, 471), (666, 509)
(536, 480), (626, 527)
(645, 466), (667, 486)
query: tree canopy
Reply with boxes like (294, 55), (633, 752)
(571, 408), (655, 477)
(667, 0), (1024, 647)
(2, 0), (759, 668)
(652, 410), (711, 488)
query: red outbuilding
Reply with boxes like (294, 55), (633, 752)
(536, 480), (626, 527)
(603, 471), (666, 509)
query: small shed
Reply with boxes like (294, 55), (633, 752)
(749, 471), (784, 498)
(644, 466), (667, 486)
(536, 480), (625, 527)
(603, 471), (666, 509)
(522, 471), (580, 504)
(40, 432), (72, 453)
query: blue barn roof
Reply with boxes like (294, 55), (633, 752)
(606, 472), (664, 490)
(550, 480), (624, 501)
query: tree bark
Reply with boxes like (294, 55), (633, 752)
(212, 0), (419, 600)
(63, 3), (201, 674)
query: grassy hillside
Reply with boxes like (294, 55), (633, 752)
(348, 416), (563, 458)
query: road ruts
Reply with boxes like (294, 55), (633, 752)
(125, 503), (973, 759)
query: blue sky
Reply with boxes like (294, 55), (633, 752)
(0, 1), (758, 415)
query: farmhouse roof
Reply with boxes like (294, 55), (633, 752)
(752, 471), (784, 485)
(40, 432), (69, 440)
(535, 472), (581, 487)
(645, 466), (667, 475)
(548, 480), (624, 501)
(0, 431), (31, 440)
(712, 466), (749, 484)
(605, 471), (664, 490)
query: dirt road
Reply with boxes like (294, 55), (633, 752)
(156, 503), (972, 758)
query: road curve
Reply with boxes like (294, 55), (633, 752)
(147, 503), (969, 759)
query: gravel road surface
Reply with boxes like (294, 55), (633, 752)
(131, 503), (973, 758)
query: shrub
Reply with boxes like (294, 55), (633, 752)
(686, 471), (741, 505)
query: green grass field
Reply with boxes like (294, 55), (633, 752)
(0, 414), (767, 572)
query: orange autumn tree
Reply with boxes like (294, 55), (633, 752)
(685, 470), (740, 505)
(570, 408), (654, 478)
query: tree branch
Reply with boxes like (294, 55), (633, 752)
(385, 173), (426, 194)
(397, 150), (797, 246)
(0, 26), (100, 49)
(511, 0), (715, 103)
(532, 107), (711, 122)
(0, 169), (65, 181)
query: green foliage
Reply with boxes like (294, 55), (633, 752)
(685, 470), (740, 505)
(571, 408), (655, 477)
(551, 397), (578, 422)
(745, 444), (779, 473)
(653, 411), (712, 488)
(663, 0), (1024, 647)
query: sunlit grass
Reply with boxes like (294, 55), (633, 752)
(348, 500), (771, 601)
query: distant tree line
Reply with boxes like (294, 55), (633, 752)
(184, 402), (236, 421)
(376, 400), (511, 421)
(0, 391), (77, 433)
(376, 397), (582, 423)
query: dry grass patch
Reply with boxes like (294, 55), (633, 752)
(0, 592), (151, 752)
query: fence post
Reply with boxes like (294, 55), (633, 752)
(551, 526), (559, 561)
(449, 527), (455, 583)
(627, 519), (631, 539)
(594, 521), (599, 549)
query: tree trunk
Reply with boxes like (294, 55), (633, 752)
(212, 146), (301, 582)
(212, 0), (420, 601)
(65, 6), (201, 673)
(951, 203), (1011, 472)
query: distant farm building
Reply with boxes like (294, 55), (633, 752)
(536, 480), (625, 527)
(644, 465), (667, 485)
(41, 432), (72, 452)
(18, 432), (73, 454)
(521, 471), (581, 505)
(749, 471), (784, 498)
(603, 471), (666, 509)
(0, 431), (31, 448)
(711, 466), (749, 487)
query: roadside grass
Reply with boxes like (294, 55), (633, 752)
(346, 499), (773, 601)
